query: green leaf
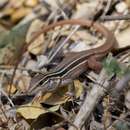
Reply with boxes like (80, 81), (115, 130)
(102, 54), (122, 77)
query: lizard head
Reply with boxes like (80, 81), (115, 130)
(28, 73), (61, 95)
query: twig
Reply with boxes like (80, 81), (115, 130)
(111, 72), (130, 99)
(55, 0), (69, 19)
(118, 51), (130, 62)
(101, 0), (112, 17)
(0, 73), (14, 107)
(100, 14), (130, 21)
(8, 43), (26, 97)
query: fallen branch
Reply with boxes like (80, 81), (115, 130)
(69, 69), (111, 130)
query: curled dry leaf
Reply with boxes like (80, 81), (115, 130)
(26, 19), (45, 55)
(39, 80), (83, 105)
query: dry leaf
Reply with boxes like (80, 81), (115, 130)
(13, 72), (30, 92)
(72, 2), (99, 19)
(26, 19), (45, 55)
(9, 0), (24, 8)
(28, 34), (44, 55)
(11, 7), (31, 22)
(17, 75), (30, 92)
(39, 81), (83, 105)
(24, 0), (38, 7)
(74, 80), (83, 98)
(116, 25), (130, 48)
(40, 86), (70, 105)
(71, 30), (98, 42)
(17, 102), (60, 119)
(2, 7), (15, 16)
(6, 84), (17, 94)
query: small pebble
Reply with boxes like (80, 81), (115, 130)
(115, 2), (128, 13)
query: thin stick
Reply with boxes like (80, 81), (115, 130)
(100, 14), (130, 21)
(101, 0), (112, 17)
(48, 25), (80, 62)
(0, 73), (14, 107)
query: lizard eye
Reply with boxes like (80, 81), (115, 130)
(39, 80), (44, 85)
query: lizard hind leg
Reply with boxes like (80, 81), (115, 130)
(87, 56), (102, 73)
